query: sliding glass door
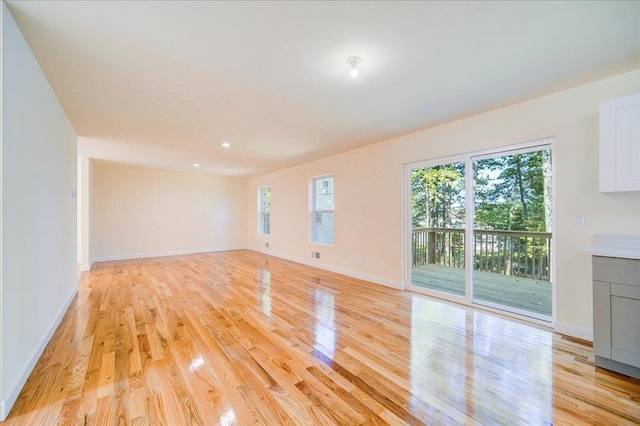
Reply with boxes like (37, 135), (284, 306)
(472, 148), (552, 319)
(410, 160), (467, 297)
(407, 142), (553, 321)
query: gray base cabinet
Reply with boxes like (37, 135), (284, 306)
(593, 256), (640, 379)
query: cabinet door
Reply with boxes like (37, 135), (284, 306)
(593, 280), (612, 358)
(610, 283), (640, 368)
(599, 93), (640, 192)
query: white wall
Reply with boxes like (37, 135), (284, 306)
(91, 163), (246, 262)
(78, 156), (92, 271)
(77, 157), (82, 263)
(1, 2), (78, 420)
(247, 69), (640, 341)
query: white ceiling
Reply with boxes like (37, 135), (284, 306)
(6, 1), (640, 177)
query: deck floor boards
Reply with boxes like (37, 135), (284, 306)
(412, 264), (552, 315)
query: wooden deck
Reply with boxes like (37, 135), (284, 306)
(412, 264), (552, 316)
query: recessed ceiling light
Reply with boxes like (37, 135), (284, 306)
(221, 142), (231, 148)
(193, 163), (200, 167)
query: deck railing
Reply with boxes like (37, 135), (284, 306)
(412, 227), (552, 281)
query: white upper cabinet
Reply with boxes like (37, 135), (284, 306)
(599, 93), (640, 192)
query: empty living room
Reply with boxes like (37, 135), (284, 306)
(1, 1), (640, 424)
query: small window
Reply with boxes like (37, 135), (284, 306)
(258, 186), (271, 236)
(312, 175), (334, 245)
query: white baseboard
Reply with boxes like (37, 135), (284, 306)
(555, 322), (593, 342)
(251, 248), (403, 290)
(1, 287), (78, 421)
(91, 246), (246, 264)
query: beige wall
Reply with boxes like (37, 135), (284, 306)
(92, 164), (246, 262)
(78, 156), (93, 271)
(247, 69), (640, 340)
(1, 2), (78, 419)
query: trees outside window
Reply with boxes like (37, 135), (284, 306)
(312, 176), (334, 245)
(258, 186), (271, 236)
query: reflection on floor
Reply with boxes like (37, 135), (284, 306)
(4, 250), (638, 424)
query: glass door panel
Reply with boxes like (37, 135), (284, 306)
(472, 149), (552, 319)
(410, 162), (466, 296)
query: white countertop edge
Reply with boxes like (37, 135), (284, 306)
(585, 246), (640, 260)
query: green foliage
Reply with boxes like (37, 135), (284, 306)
(261, 187), (271, 211)
(412, 150), (552, 232)
(411, 163), (465, 228)
(474, 151), (549, 231)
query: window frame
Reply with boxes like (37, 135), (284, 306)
(310, 174), (334, 246)
(258, 186), (271, 236)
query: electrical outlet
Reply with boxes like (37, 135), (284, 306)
(315, 252), (320, 259)
(576, 215), (585, 226)
(264, 242), (269, 248)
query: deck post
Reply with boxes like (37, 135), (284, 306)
(428, 230), (436, 264)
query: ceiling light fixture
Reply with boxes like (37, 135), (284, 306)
(193, 163), (200, 167)
(347, 56), (362, 78)
(221, 142), (231, 148)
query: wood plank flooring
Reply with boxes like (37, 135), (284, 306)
(3, 250), (640, 425)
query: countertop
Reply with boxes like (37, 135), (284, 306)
(585, 234), (640, 260)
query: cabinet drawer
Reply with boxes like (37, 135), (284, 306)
(593, 256), (640, 286)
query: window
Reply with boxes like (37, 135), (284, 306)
(258, 186), (271, 235)
(312, 175), (334, 245)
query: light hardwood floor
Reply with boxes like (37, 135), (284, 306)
(3, 250), (640, 425)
